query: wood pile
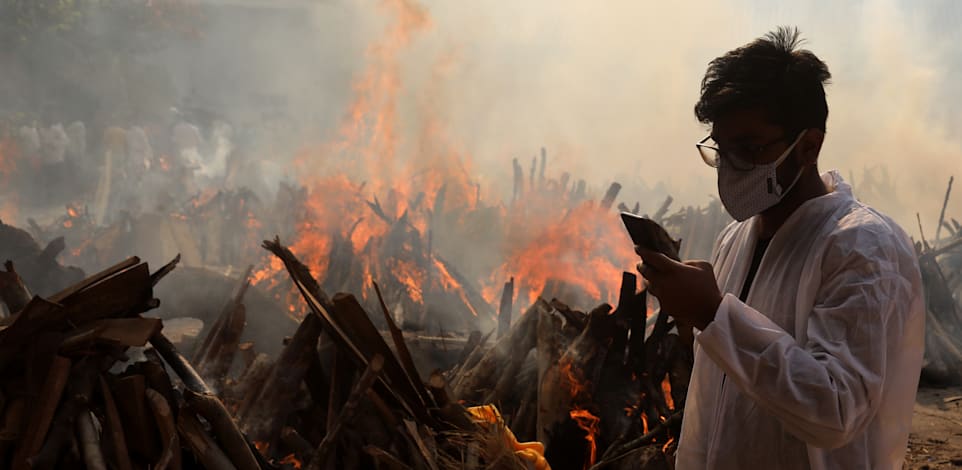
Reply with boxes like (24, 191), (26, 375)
(0, 254), (275, 470)
(916, 177), (962, 385)
(189, 237), (693, 470)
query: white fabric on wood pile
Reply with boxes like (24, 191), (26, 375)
(675, 170), (924, 470)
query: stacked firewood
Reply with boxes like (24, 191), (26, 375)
(450, 273), (691, 470)
(188, 237), (690, 470)
(0, 254), (277, 470)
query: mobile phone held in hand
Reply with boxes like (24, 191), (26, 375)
(620, 212), (682, 261)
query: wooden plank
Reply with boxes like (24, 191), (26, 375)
(49, 256), (140, 304)
(60, 318), (163, 353)
(177, 409), (237, 470)
(372, 281), (433, 406)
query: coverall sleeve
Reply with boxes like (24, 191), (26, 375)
(695, 227), (915, 449)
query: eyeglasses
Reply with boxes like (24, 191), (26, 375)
(696, 134), (791, 171)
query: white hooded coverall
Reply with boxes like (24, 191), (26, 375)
(675, 171), (925, 469)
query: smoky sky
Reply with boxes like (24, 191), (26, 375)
(114, 0), (962, 234)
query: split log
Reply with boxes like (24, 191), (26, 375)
(239, 313), (321, 442)
(149, 332), (213, 394)
(600, 182), (622, 211)
(497, 278), (514, 339)
(76, 410), (107, 470)
(98, 376), (133, 470)
(263, 238), (429, 423)
(11, 355), (71, 470)
(536, 300), (570, 444)
(177, 408), (237, 470)
(141, 348), (178, 419)
(427, 372), (475, 431)
(185, 390), (260, 470)
(373, 281), (432, 405)
(0, 397), (26, 465)
(452, 299), (543, 402)
(308, 354), (384, 470)
(0, 261), (31, 315)
(113, 374), (161, 461)
(145, 388), (181, 470)
(29, 356), (106, 470)
(194, 265), (252, 390)
(235, 353), (273, 406)
(363, 445), (414, 470)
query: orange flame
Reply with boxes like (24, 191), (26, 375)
(485, 202), (635, 309)
(570, 408), (601, 468)
(253, 441), (269, 455)
(559, 357), (601, 468)
(661, 376), (674, 410)
(279, 453), (302, 469)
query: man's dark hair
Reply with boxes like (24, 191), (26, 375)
(695, 26), (832, 133)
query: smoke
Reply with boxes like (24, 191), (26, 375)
(7, 0), (961, 250)
(351, 0), (962, 230)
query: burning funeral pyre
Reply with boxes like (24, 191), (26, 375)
(0, 227), (698, 470)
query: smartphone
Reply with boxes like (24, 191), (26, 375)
(620, 212), (681, 261)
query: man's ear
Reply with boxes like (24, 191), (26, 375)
(797, 129), (824, 165)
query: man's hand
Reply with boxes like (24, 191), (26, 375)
(635, 246), (724, 331)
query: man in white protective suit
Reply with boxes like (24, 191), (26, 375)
(634, 27), (925, 469)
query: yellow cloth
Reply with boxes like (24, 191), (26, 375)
(466, 405), (550, 470)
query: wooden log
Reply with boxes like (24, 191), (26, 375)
(263, 238), (431, 424)
(28, 355), (106, 469)
(184, 390), (260, 470)
(331, 293), (433, 421)
(0, 397), (25, 465)
(363, 445), (413, 470)
(177, 408), (237, 470)
(149, 332), (213, 394)
(11, 355), (71, 470)
(456, 330), (482, 367)
(235, 353), (273, 409)
(141, 348), (178, 419)
(452, 300), (543, 402)
(203, 302), (247, 392)
(497, 277), (514, 339)
(240, 314), (321, 442)
(600, 182), (622, 211)
(145, 388), (181, 470)
(427, 372), (475, 431)
(113, 374), (161, 461)
(309, 355), (385, 470)
(373, 281), (432, 406)
(75, 410), (107, 470)
(0, 261), (31, 315)
(194, 265), (252, 388)
(536, 300), (570, 444)
(98, 376), (133, 470)
(150, 254), (181, 287)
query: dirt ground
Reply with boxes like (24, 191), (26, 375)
(905, 386), (962, 469)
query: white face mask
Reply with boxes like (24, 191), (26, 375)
(717, 130), (808, 222)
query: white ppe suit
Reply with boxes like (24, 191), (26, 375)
(675, 170), (925, 469)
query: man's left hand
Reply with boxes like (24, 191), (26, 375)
(635, 247), (724, 331)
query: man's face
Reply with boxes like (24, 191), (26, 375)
(710, 106), (794, 167)
(710, 106), (807, 191)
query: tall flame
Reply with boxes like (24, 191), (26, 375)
(485, 202), (635, 309)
